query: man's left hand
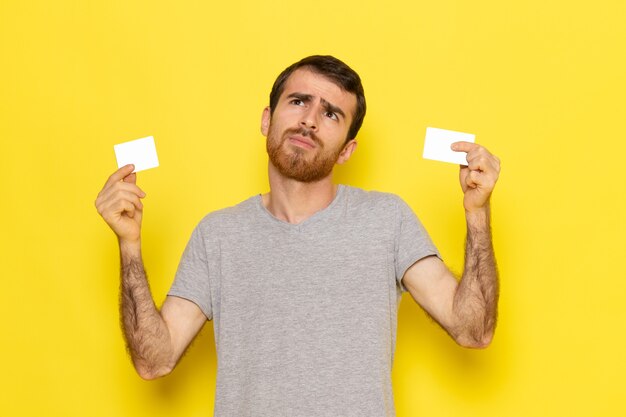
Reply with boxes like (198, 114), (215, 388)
(451, 142), (501, 213)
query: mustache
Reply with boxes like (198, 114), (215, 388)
(283, 127), (322, 147)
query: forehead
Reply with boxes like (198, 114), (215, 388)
(280, 69), (357, 117)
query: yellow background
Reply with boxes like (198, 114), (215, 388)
(1, 1), (624, 416)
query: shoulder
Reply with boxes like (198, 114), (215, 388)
(340, 185), (412, 223)
(194, 195), (260, 235)
(342, 185), (406, 212)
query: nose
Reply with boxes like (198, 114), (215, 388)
(299, 106), (319, 131)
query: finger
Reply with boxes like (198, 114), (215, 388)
(467, 155), (493, 173)
(451, 141), (480, 153)
(121, 190), (144, 210)
(100, 190), (144, 217)
(115, 198), (140, 218)
(467, 151), (499, 174)
(98, 182), (146, 203)
(123, 172), (136, 184)
(466, 170), (481, 189)
(464, 144), (491, 160)
(119, 199), (136, 219)
(455, 143), (498, 168)
(103, 164), (135, 189)
(468, 167), (499, 191)
(100, 197), (136, 221)
(465, 146), (499, 165)
(110, 189), (144, 211)
(118, 181), (146, 198)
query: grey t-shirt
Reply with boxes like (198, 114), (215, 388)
(168, 185), (440, 417)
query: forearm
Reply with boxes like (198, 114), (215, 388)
(119, 240), (173, 379)
(452, 207), (499, 348)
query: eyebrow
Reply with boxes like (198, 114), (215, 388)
(286, 92), (346, 120)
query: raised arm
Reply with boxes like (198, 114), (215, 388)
(95, 165), (207, 379)
(402, 143), (500, 349)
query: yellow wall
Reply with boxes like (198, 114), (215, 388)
(1, 1), (624, 416)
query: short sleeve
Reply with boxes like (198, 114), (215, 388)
(394, 196), (442, 292)
(168, 224), (213, 320)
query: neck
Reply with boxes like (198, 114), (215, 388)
(262, 163), (338, 224)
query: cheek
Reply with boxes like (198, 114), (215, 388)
(321, 119), (349, 140)
(271, 113), (296, 133)
(319, 116), (332, 127)
(278, 105), (302, 119)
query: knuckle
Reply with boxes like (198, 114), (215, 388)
(114, 189), (126, 199)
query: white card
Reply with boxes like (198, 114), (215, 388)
(423, 127), (475, 166)
(114, 136), (159, 173)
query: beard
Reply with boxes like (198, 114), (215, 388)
(266, 124), (344, 183)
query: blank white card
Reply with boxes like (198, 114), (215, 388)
(114, 136), (159, 173)
(423, 127), (475, 166)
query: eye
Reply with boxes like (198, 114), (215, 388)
(290, 99), (304, 106)
(325, 111), (338, 121)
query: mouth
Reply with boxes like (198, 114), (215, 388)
(288, 135), (316, 150)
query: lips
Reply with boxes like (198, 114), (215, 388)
(288, 135), (316, 149)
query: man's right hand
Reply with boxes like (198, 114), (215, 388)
(95, 164), (147, 244)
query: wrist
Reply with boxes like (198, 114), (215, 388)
(465, 205), (491, 230)
(119, 238), (142, 260)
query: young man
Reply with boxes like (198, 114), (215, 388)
(95, 55), (500, 416)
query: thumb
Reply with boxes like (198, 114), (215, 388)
(123, 172), (137, 184)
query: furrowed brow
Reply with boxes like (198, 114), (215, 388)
(286, 93), (346, 120)
(320, 98), (346, 119)
(286, 93), (313, 102)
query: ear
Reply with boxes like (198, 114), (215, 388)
(261, 107), (271, 136)
(336, 140), (357, 165)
